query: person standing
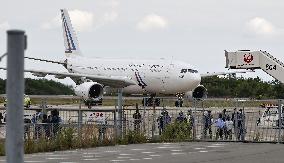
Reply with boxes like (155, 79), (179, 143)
(231, 108), (238, 139)
(237, 109), (246, 141)
(225, 116), (233, 140)
(32, 109), (43, 139)
(203, 110), (213, 139)
(215, 114), (225, 140)
(42, 114), (50, 139)
(50, 109), (60, 137)
(186, 109), (194, 130)
(158, 108), (171, 135)
(176, 111), (187, 123)
(133, 103), (142, 132)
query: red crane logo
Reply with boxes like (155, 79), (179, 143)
(243, 54), (253, 63)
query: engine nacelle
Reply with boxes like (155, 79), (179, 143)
(185, 85), (207, 100)
(74, 82), (104, 100)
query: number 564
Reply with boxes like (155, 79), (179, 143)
(266, 64), (276, 70)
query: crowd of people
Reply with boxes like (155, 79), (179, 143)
(133, 107), (246, 140)
(25, 109), (62, 139)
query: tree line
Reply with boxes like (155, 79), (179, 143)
(0, 78), (74, 95)
(201, 76), (284, 99)
(0, 77), (283, 98)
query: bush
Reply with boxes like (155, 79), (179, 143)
(160, 121), (192, 142)
(0, 126), (147, 156)
(118, 130), (147, 145)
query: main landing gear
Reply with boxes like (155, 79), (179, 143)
(175, 93), (184, 107)
(142, 94), (160, 107)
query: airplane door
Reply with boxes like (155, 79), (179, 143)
(162, 63), (174, 92)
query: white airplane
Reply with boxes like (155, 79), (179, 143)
(1, 9), (249, 106)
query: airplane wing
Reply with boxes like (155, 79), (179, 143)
(200, 70), (254, 77)
(24, 57), (65, 65)
(0, 67), (136, 88)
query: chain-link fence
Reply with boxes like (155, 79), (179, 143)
(122, 99), (284, 143)
(0, 98), (283, 143)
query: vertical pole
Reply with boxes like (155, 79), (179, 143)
(78, 99), (82, 136)
(113, 109), (117, 141)
(193, 99), (196, 140)
(242, 101), (246, 141)
(278, 99), (282, 143)
(41, 98), (47, 115)
(151, 97), (156, 139)
(6, 30), (26, 163)
(78, 99), (82, 123)
(117, 88), (123, 138)
(143, 97), (146, 133)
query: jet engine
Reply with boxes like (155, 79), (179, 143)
(185, 85), (207, 100)
(74, 82), (104, 100)
(192, 85), (207, 99)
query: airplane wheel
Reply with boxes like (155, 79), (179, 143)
(155, 98), (160, 107)
(142, 98), (160, 106)
(175, 100), (183, 107)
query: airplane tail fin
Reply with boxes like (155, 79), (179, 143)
(60, 9), (82, 57)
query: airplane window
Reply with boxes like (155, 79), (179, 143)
(180, 69), (187, 73)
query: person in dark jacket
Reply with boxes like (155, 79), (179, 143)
(158, 108), (171, 135)
(42, 114), (50, 138)
(133, 103), (142, 132)
(203, 110), (213, 139)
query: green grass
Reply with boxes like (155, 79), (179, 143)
(0, 96), (274, 108)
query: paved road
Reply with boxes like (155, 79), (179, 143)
(0, 142), (283, 163)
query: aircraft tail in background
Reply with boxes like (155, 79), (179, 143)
(60, 9), (82, 57)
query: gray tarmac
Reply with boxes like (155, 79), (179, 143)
(0, 142), (283, 163)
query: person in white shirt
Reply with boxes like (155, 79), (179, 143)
(215, 114), (225, 140)
(225, 116), (233, 140)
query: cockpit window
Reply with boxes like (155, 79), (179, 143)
(188, 69), (198, 73)
(181, 69), (187, 73)
(180, 69), (198, 73)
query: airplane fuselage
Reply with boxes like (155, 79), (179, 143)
(66, 56), (201, 95)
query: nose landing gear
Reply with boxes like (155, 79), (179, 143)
(175, 93), (184, 107)
(142, 94), (161, 107)
(142, 97), (160, 107)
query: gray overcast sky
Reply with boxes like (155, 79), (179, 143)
(0, 0), (284, 86)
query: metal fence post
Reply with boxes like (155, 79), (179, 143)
(117, 88), (123, 138)
(78, 99), (82, 137)
(278, 99), (282, 143)
(193, 99), (196, 140)
(113, 110), (117, 141)
(5, 30), (26, 163)
(151, 97), (156, 139)
(41, 98), (47, 115)
(143, 97), (146, 133)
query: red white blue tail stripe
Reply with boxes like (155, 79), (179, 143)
(135, 71), (147, 89)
